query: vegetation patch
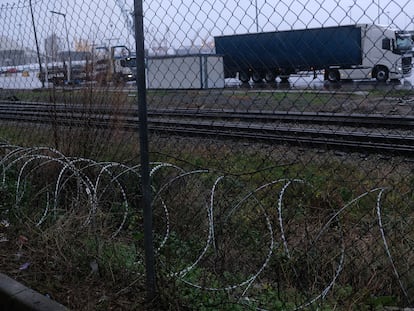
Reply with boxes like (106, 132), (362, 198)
(0, 140), (413, 310)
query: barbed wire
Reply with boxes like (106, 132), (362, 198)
(1, 143), (412, 309)
(1, 0), (413, 308)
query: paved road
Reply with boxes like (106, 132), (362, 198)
(226, 71), (414, 91)
(1, 69), (413, 91)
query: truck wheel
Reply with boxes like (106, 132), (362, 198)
(280, 76), (290, 83)
(327, 69), (340, 82)
(114, 74), (125, 86)
(52, 78), (62, 86)
(265, 72), (275, 83)
(239, 72), (250, 83)
(374, 66), (389, 82)
(251, 71), (263, 83)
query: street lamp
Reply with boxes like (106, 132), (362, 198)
(29, 0), (44, 87)
(50, 10), (72, 83)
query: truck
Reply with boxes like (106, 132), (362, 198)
(38, 46), (136, 86)
(214, 24), (413, 83)
(39, 51), (93, 85)
(93, 45), (136, 85)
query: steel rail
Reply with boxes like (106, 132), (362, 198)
(0, 101), (413, 156)
(1, 100), (413, 129)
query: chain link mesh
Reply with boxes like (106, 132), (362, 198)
(0, 0), (413, 309)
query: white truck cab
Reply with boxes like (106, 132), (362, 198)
(334, 24), (412, 82)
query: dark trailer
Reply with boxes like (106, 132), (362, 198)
(214, 25), (362, 82)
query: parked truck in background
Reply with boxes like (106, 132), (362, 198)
(38, 45), (136, 86)
(38, 51), (93, 85)
(93, 45), (136, 85)
(214, 24), (413, 83)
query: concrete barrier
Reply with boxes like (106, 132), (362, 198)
(0, 273), (68, 311)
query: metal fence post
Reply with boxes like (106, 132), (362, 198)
(29, 0), (44, 88)
(134, 0), (156, 300)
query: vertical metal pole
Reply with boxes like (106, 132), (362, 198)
(133, 0), (156, 299)
(50, 11), (71, 83)
(378, 0), (381, 24)
(63, 16), (72, 83)
(29, 0), (44, 88)
(255, 0), (259, 32)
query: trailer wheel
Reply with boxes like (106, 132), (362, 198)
(251, 71), (263, 83)
(239, 71), (250, 83)
(374, 66), (389, 82)
(327, 69), (340, 82)
(265, 72), (276, 83)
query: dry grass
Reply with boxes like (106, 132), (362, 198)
(0, 87), (413, 309)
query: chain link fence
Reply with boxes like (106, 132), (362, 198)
(0, 0), (413, 309)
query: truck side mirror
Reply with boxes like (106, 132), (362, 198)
(382, 38), (391, 50)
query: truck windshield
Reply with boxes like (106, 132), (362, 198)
(395, 33), (413, 53)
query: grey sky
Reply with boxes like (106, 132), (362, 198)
(143, 0), (414, 48)
(0, 0), (413, 52)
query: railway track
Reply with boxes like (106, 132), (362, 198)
(0, 100), (413, 156)
(1, 100), (413, 129)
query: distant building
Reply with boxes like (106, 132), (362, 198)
(0, 36), (39, 66)
(44, 34), (62, 62)
(57, 51), (92, 62)
(174, 45), (214, 55)
(149, 46), (171, 56)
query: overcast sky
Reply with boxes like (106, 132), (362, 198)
(0, 0), (413, 52)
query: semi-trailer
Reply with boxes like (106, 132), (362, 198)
(214, 24), (413, 83)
